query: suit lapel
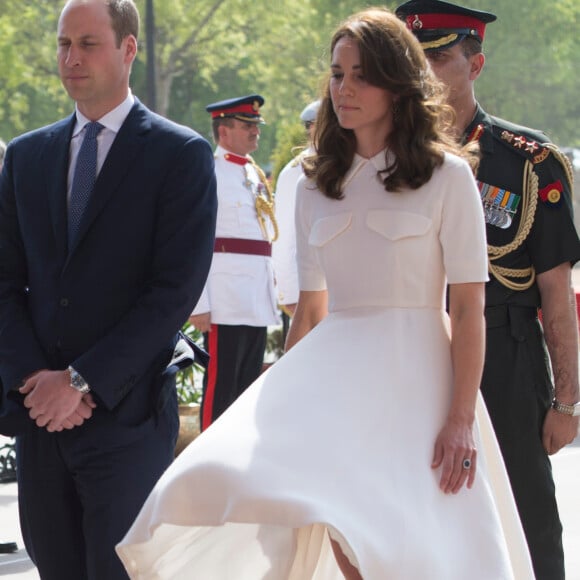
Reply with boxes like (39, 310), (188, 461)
(46, 115), (76, 265)
(67, 101), (151, 257)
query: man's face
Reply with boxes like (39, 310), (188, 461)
(57, 0), (136, 119)
(219, 120), (260, 156)
(304, 121), (316, 143)
(425, 43), (479, 109)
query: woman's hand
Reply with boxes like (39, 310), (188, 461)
(432, 416), (477, 494)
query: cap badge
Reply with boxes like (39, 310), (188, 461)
(412, 15), (423, 29)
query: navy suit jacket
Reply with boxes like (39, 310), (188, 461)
(0, 99), (217, 436)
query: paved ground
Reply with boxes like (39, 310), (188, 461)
(2, 270), (580, 578)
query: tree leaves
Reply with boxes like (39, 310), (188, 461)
(0, 0), (577, 150)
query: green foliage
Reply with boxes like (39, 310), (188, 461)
(176, 322), (204, 405)
(265, 326), (285, 363)
(0, 0), (578, 150)
(271, 122), (310, 187)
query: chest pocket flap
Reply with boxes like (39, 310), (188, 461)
(366, 209), (431, 241)
(309, 212), (352, 247)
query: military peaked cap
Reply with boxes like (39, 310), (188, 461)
(206, 94), (265, 124)
(395, 0), (496, 51)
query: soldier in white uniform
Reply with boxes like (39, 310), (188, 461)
(272, 100), (320, 317)
(190, 94), (279, 431)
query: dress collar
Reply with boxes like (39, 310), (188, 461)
(216, 146), (249, 165)
(344, 149), (393, 188)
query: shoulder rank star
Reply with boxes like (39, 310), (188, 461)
(500, 131), (549, 164)
(539, 180), (563, 206)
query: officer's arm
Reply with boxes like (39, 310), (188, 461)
(537, 261), (580, 454)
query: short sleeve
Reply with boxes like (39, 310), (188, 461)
(295, 176), (327, 291)
(526, 153), (580, 274)
(439, 157), (489, 284)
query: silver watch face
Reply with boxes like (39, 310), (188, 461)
(71, 375), (84, 388)
(69, 368), (89, 393)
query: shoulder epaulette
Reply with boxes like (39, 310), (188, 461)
(485, 116), (550, 165)
(495, 128), (549, 165)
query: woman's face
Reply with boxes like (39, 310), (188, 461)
(329, 35), (395, 150)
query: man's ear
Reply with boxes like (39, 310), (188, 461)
(217, 124), (229, 141)
(124, 35), (138, 64)
(470, 52), (485, 81)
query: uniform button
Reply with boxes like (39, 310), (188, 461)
(60, 298), (69, 307)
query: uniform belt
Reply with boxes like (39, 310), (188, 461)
(214, 237), (271, 257)
(484, 304), (537, 328)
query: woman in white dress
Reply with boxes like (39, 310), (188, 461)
(117, 8), (534, 579)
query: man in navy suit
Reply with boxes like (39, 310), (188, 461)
(0, 0), (217, 578)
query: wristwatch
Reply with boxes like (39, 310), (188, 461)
(67, 366), (91, 394)
(551, 399), (580, 417)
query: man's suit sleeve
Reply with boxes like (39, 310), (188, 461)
(0, 143), (50, 390)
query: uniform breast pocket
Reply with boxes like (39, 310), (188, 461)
(309, 212), (352, 247)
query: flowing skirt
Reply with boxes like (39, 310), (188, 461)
(117, 307), (534, 579)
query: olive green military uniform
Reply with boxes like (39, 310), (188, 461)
(466, 104), (580, 580)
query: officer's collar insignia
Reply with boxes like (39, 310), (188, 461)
(500, 130), (548, 164)
(477, 180), (520, 229)
(539, 180), (563, 206)
(466, 123), (484, 143)
(224, 152), (248, 166)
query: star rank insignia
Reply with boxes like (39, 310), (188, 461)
(500, 131), (549, 164)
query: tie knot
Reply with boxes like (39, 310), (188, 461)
(84, 121), (104, 140)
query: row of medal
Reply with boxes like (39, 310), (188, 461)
(477, 181), (521, 230)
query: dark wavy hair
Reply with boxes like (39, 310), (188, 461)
(303, 7), (478, 199)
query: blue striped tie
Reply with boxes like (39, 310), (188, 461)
(68, 121), (104, 246)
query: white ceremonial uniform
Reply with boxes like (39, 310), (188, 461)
(272, 147), (312, 307)
(192, 145), (279, 326)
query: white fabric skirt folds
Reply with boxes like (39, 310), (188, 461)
(116, 307), (533, 579)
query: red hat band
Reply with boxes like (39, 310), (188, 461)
(406, 13), (487, 41)
(210, 103), (260, 119)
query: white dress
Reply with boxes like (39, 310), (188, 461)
(117, 151), (534, 579)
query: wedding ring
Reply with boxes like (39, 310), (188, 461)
(462, 458), (472, 470)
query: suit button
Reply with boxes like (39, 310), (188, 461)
(60, 298), (69, 307)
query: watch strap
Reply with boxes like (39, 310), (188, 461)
(67, 366), (91, 394)
(552, 399), (580, 417)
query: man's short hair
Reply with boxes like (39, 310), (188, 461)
(107, 0), (140, 46)
(211, 117), (234, 143)
(460, 36), (482, 58)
